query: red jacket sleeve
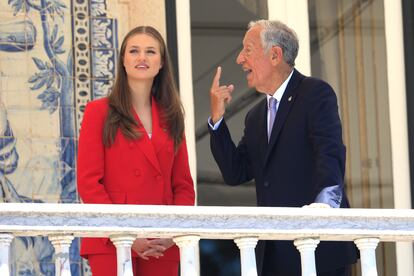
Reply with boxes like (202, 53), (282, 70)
(171, 137), (195, 206)
(77, 100), (112, 204)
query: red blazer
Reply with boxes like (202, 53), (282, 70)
(77, 97), (195, 260)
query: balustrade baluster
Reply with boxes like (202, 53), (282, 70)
(355, 238), (379, 276)
(234, 237), (258, 276)
(294, 238), (320, 276)
(49, 235), (74, 276)
(110, 234), (136, 276)
(174, 235), (200, 276)
(0, 233), (13, 276)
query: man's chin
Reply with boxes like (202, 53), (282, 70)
(251, 86), (269, 94)
(246, 81), (254, 89)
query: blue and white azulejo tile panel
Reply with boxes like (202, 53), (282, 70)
(0, 0), (118, 274)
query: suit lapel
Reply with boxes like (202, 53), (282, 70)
(264, 69), (303, 163)
(150, 100), (169, 154)
(256, 99), (269, 162)
(132, 98), (165, 174)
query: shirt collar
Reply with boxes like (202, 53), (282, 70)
(267, 69), (294, 103)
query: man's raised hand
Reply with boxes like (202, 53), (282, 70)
(209, 66), (234, 124)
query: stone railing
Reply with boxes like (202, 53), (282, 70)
(0, 203), (413, 276)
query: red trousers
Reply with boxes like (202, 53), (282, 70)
(88, 254), (179, 276)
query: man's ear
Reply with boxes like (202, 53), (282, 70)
(270, 46), (282, 65)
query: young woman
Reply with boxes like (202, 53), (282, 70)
(77, 26), (195, 276)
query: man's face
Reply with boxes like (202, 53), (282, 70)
(236, 26), (275, 93)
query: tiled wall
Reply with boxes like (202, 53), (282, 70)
(0, 0), (165, 274)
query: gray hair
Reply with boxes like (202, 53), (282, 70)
(248, 20), (299, 67)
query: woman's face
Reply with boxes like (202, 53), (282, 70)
(123, 33), (163, 82)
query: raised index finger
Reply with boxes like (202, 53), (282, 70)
(212, 66), (222, 88)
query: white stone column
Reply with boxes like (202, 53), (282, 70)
(267, 0), (311, 75)
(110, 234), (136, 276)
(49, 235), (74, 276)
(294, 238), (320, 276)
(354, 238), (379, 276)
(174, 235), (200, 276)
(175, 0), (197, 188)
(0, 234), (13, 276)
(234, 237), (258, 276)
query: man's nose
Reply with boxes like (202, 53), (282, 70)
(236, 51), (243, 64)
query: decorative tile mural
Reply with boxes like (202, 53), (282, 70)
(0, 0), (118, 274)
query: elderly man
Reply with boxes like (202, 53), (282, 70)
(208, 19), (358, 276)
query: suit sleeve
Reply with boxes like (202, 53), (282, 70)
(209, 118), (253, 186)
(77, 101), (112, 204)
(171, 137), (195, 205)
(308, 82), (346, 202)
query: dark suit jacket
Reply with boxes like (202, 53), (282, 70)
(210, 69), (358, 275)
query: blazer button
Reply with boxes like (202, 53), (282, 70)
(134, 169), (140, 177)
(263, 181), (269, 187)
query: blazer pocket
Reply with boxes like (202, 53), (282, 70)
(108, 191), (127, 204)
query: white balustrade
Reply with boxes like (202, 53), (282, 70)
(355, 238), (380, 276)
(174, 235), (200, 276)
(110, 234), (136, 276)
(49, 235), (74, 276)
(0, 203), (413, 276)
(234, 237), (258, 276)
(0, 233), (13, 276)
(294, 238), (320, 276)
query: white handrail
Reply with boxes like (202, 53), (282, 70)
(0, 203), (413, 241)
